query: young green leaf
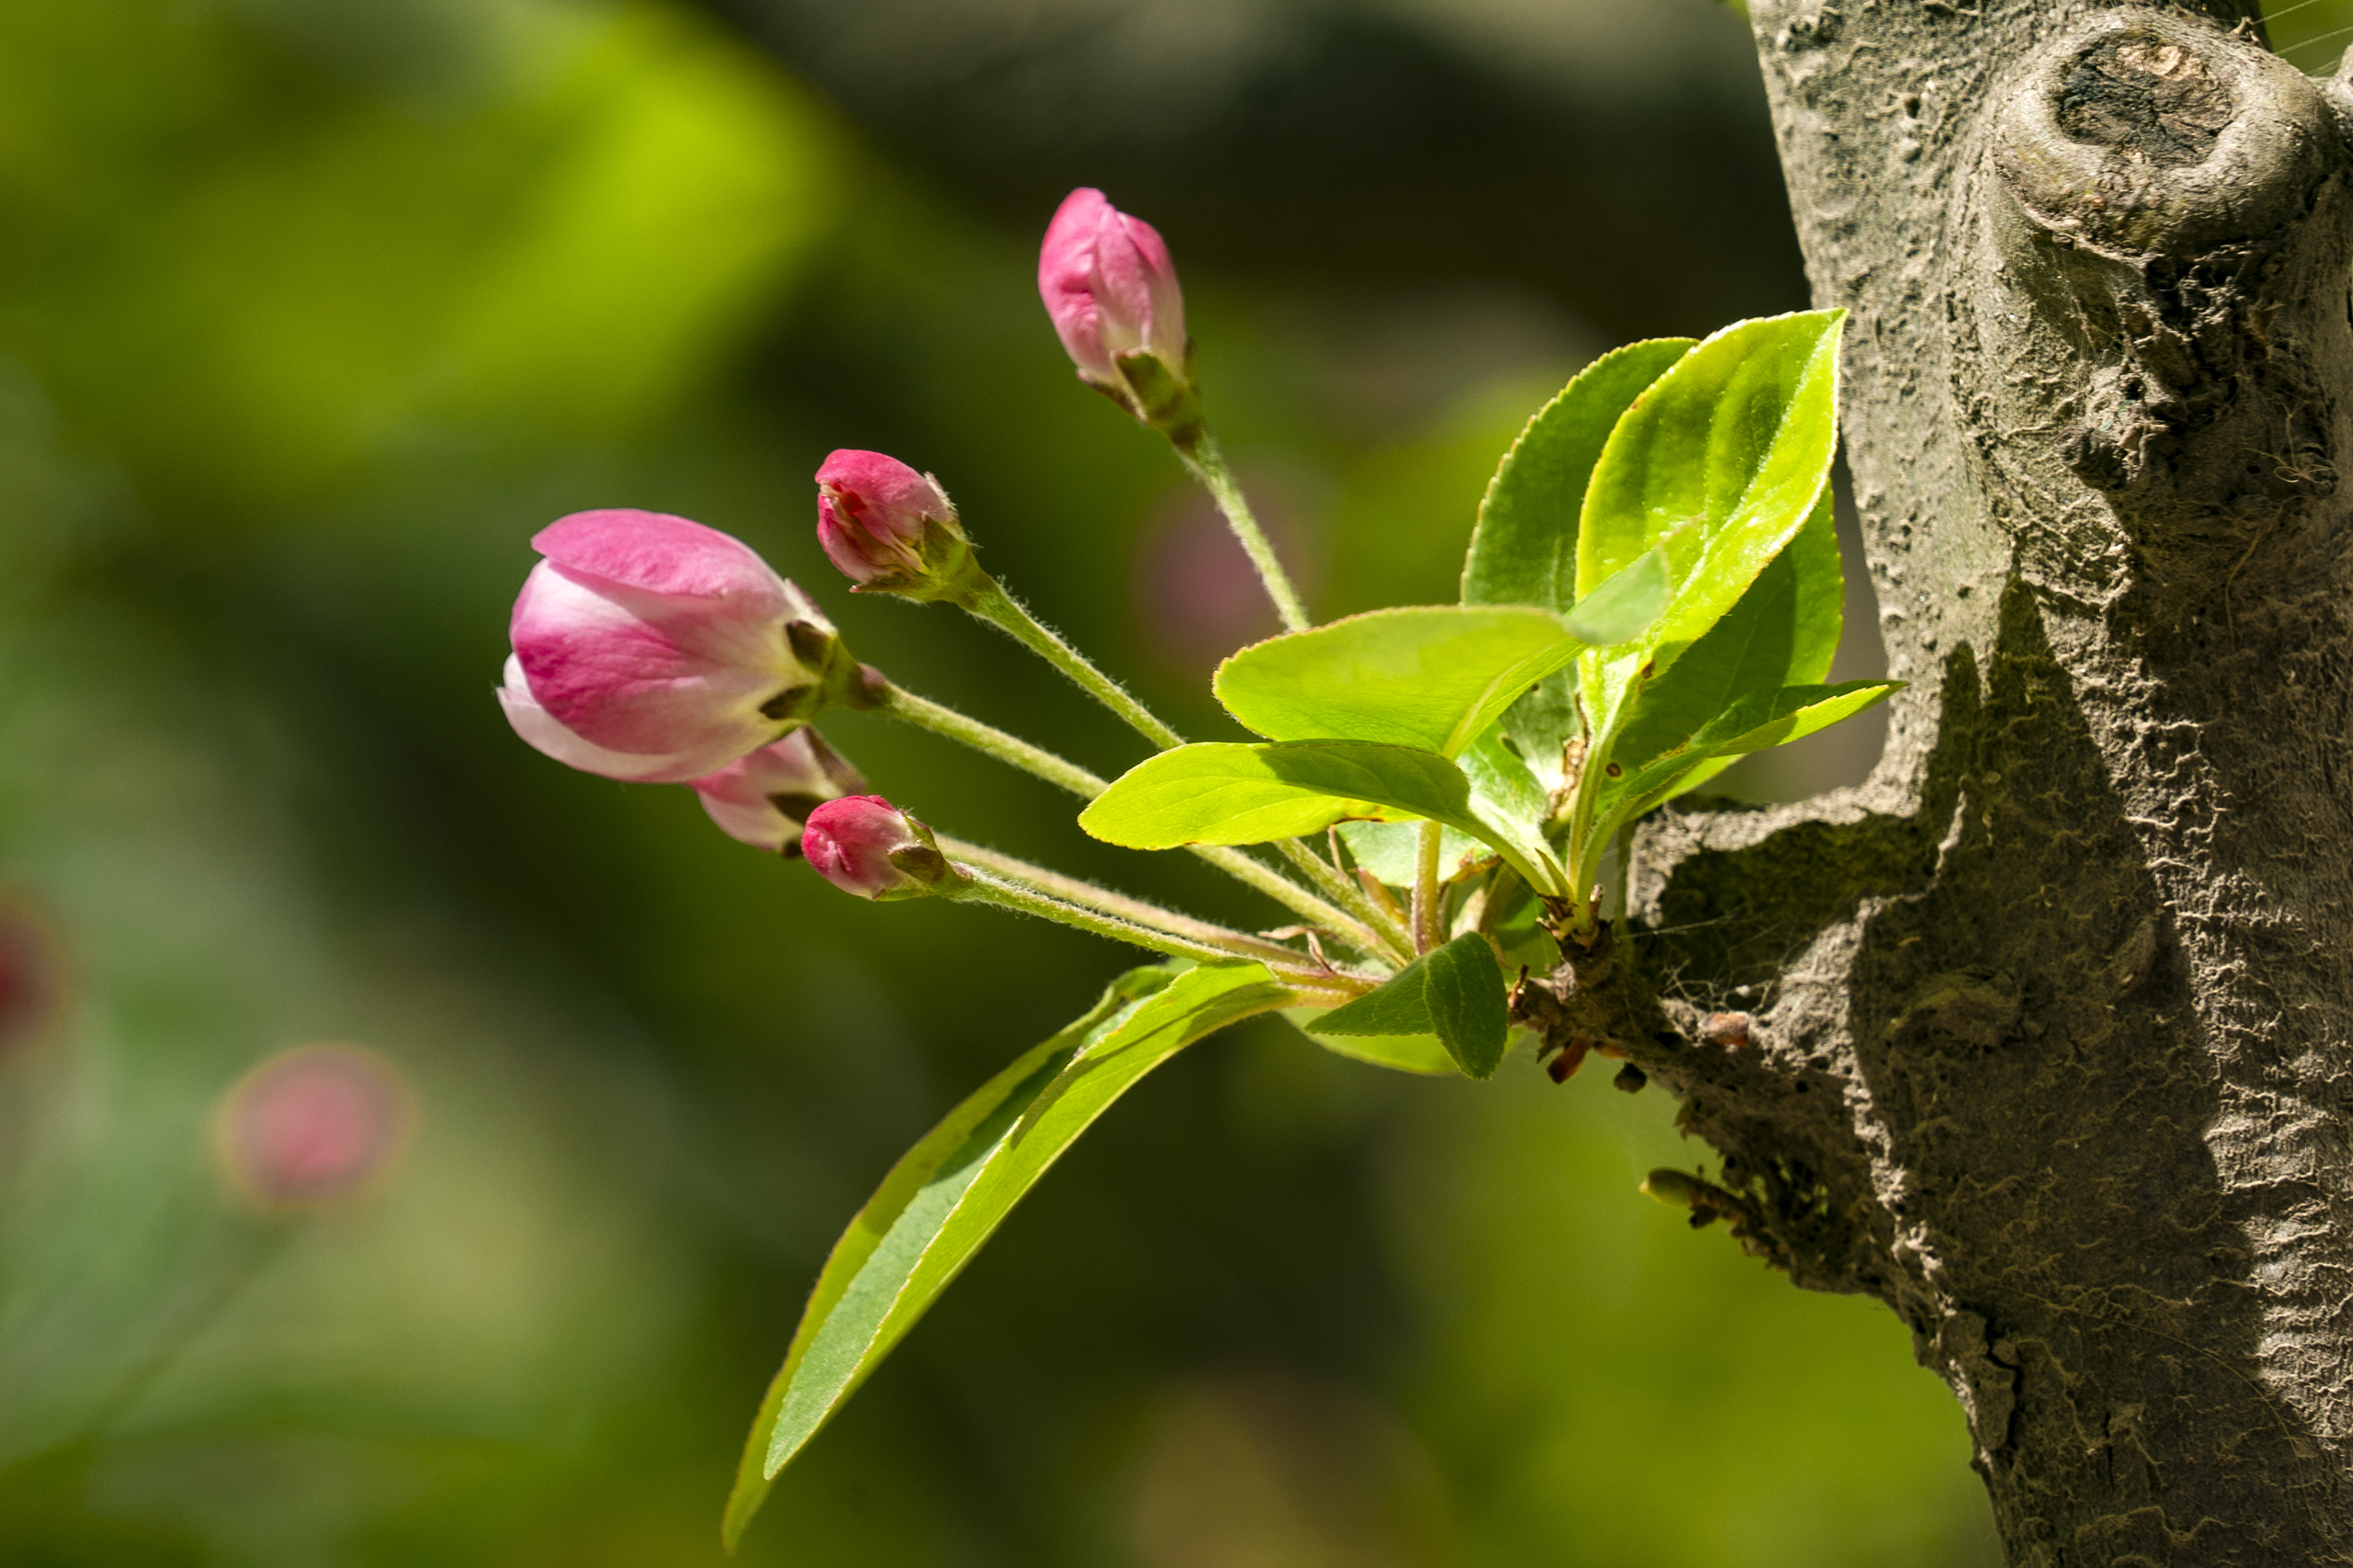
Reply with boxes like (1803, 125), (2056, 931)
(1609, 488), (1841, 782)
(1279, 1006), (1457, 1074)
(1560, 547), (1672, 647)
(1310, 933), (1511, 1079)
(1593, 678), (1900, 841)
(1463, 337), (1697, 612)
(1577, 311), (1844, 735)
(722, 960), (1290, 1548)
(1080, 741), (1563, 894)
(1212, 606), (1577, 757)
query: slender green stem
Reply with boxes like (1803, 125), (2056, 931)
(1411, 819), (1444, 955)
(877, 681), (1381, 945)
(1176, 433), (1310, 632)
(938, 835), (1306, 966)
(1275, 838), (1413, 961)
(876, 682), (1108, 797)
(950, 870), (1358, 999)
(962, 581), (1185, 749)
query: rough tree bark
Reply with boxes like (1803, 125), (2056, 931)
(1526, 1), (2353, 1562)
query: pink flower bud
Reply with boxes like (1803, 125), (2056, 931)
(814, 451), (977, 599)
(689, 728), (867, 855)
(1038, 189), (1193, 422)
(500, 509), (858, 783)
(801, 795), (958, 901)
(214, 1045), (414, 1210)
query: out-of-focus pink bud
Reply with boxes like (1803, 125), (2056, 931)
(1039, 188), (1196, 429)
(501, 509), (866, 783)
(0, 903), (65, 1062)
(214, 1044), (415, 1211)
(814, 451), (980, 600)
(689, 728), (867, 855)
(802, 795), (959, 902)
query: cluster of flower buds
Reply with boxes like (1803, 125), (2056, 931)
(815, 451), (981, 603)
(500, 509), (873, 783)
(1039, 187), (1198, 438)
(801, 796), (961, 902)
(690, 729), (867, 856)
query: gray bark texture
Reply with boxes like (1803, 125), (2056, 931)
(1525, 2), (2353, 1562)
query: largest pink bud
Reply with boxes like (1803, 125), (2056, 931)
(501, 509), (848, 783)
(1038, 188), (1190, 414)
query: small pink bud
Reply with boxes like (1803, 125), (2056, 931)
(214, 1045), (414, 1210)
(1038, 188), (1195, 427)
(801, 795), (958, 901)
(813, 451), (978, 599)
(500, 509), (863, 783)
(689, 728), (867, 855)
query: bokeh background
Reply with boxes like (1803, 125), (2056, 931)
(23, 0), (2335, 1561)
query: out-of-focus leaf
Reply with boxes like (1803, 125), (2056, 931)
(1594, 680), (1900, 841)
(724, 960), (1291, 1547)
(1309, 934), (1510, 1079)
(1577, 311), (1844, 736)
(1213, 607), (1577, 758)
(1463, 338), (1696, 613)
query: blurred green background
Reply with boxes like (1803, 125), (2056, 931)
(36, 0), (2338, 1560)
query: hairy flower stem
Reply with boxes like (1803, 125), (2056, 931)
(961, 581), (1186, 749)
(876, 682), (1108, 797)
(1411, 819), (1444, 955)
(1174, 433), (1310, 633)
(874, 680), (1386, 949)
(938, 835), (1310, 967)
(950, 870), (1358, 999)
(1275, 839), (1414, 960)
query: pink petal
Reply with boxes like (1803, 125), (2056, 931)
(531, 509), (790, 610)
(498, 656), (749, 783)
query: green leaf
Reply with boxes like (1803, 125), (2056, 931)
(722, 960), (1290, 1548)
(1334, 820), (1485, 888)
(1457, 726), (1552, 854)
(1463, 337), (1697, 613)
(1213, 606), (1578, 757)
(1609, 487), (1841, 781)
(1279, 1006), (1457, 1075)
(1562, 547), (1672, 646)
(1309, 933), (1511, 1079)
(1080, 741), (1563, 895)
(1594, 679), (1900, 840)
(1578, 311), (1845, 735)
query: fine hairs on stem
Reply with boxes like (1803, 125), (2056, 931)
(1177, 434), (1309, 632)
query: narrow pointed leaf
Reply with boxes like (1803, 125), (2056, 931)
(1610, 487), (1842, 783)
(1595, 679), (1900, 839)
(1311, 933), (1510, 1079)
(722, 961), (1290, 1548)
(1464, 336), (1697, 612)
(1577, 311), (1845, 734)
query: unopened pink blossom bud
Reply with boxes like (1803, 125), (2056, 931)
(214, 1044), (414, 1210)
(500, 509), (870, 783)
(801, 795), (959, 902)
(1038, 188), (1197, 432)
(689, 728), (867, 855)
(814, 451), (981, 601)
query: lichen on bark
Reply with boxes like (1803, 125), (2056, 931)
(1517, 2), (2353, 1561)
